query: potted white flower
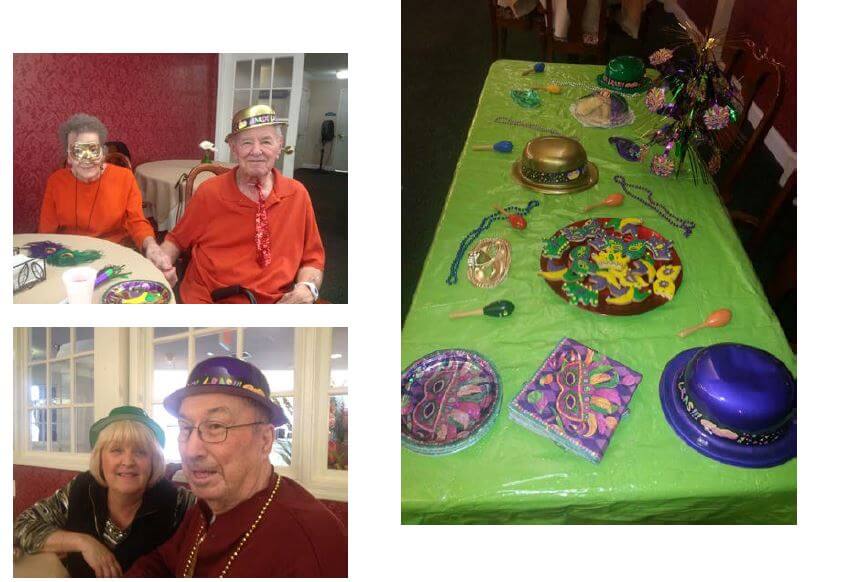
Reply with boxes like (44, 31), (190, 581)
(199, 140), (217, 164)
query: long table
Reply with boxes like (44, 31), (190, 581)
(401, 60), (796, 524)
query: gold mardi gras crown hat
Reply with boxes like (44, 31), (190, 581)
(226, 104), (288, 141)
(511, 136), (599, 194)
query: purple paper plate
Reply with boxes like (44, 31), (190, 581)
(101, 280), (172, 304)
(401, 349), (501, 455)
(659, 347), (797, 468)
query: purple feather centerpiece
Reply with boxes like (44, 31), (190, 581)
(509, 338), (642, 463)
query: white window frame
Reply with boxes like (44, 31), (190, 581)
(129, 327), (347, 501)
(215, 53), (305, 176)
(13, 328), (128, 471)
(14, 328), (347, 502)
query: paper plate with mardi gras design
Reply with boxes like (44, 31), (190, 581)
(101, 280), (172, 304)
(401, 349), (501, 455)
(539, 217), (683, 315)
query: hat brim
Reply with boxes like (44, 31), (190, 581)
(164, 385), (288, 427)
(596, 74), (650, 94)
(225, 120), (288, 142)
(659, 348), (797, 469)
(89, 414), (165, 448)
(511, 160), (598, 195)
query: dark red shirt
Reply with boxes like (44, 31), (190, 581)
(126, 475), (347, 577)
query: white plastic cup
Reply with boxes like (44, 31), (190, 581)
(61, 267), (97, 304)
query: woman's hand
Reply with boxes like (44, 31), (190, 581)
(144, 240), (178, 287)
(78, 535), (122, 578)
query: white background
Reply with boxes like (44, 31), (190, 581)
(0, 1), (841, 581)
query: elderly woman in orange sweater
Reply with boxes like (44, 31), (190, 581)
(38, 113), (176, 282)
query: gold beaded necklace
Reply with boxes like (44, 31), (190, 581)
(181, 473), (282, 578)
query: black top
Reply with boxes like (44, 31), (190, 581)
(62, 471), (192, 577)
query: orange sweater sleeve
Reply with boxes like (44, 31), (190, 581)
(37, 173), (61, 234)
(122, 173), (155, 250)
(299, 189), (325, 271)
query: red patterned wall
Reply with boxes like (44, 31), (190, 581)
(13, 464), (348, 528)
(726, 0), (796, 150)
(674, 0), (796, 150)
(675, 0), (718, 33)
(13, 54), (219, 233)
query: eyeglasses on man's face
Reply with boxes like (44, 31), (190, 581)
(177, 420), (267, 443)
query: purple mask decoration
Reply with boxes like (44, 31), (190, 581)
(509, 338), (643, 463)
(608, 137), (644, 162)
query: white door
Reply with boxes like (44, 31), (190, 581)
(215, 54), (305, 178)
(334, 87), (348, 173)
(294, 86), (311, 170)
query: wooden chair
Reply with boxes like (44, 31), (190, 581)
(545, 0), (608, 64)
(104, 140), (132, 161)
(741, 171), (796, 256)
(488, 0), (550, 61)
(104, 151), (132, 171)
(181, 163), (230, 221)
(714, 40), (785, 205)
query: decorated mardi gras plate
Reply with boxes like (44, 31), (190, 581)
(101, 280), (172, 304)
(401, 349), (501, 455)
(539, 217), (683, 315)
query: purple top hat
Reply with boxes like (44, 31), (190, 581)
(659, 343), (796, 468)
(164, 356), (288, 427)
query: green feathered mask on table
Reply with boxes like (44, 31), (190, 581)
(24, 241), (103, 266)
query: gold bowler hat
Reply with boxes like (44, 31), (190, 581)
(226, 104), (288, 141)
(511, 136), (599, 194)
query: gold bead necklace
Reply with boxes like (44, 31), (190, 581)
(181, 473), (282, 578)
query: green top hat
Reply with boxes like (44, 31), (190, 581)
(597, 56), (650, 94)
(89, 406), (165, 448)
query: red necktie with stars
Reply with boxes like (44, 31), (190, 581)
(253, 180), (272, 267)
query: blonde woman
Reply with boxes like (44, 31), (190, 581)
(14, 406), (194, 577)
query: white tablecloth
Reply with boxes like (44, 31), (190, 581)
(135, 160), (235, 231)
(13, 233), (174, 304)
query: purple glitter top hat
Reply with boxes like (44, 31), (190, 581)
(659, 343), (796, 468)
(164, 356), (287, 427)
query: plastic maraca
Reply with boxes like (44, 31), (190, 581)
(532, 84), (562, 94)
(449, 300), (515, 319)
(521, 62), (545, 76)
(494, 205), (527, 230)
(677, 308), (733, 338)
(583, 193), (624, 212)
(471, 140), (514, 153)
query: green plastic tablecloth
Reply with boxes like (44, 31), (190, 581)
(401, 60), (796, 524)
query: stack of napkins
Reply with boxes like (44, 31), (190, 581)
(509, 338), (642, 463)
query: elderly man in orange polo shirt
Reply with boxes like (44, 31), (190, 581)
(149, 105), (325, 303)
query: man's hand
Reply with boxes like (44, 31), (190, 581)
(144, 241), (178, 287)
(278, 283), (316, 304)
(78, 535), (122, 578)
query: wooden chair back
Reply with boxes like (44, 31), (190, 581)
(104, 151), (132, 171)
(104, 140), (132, 161)
(488, 0), (550, 60)
(184, 163), (230, 207)
(546, 0), (608, 63)
(715, 40), (785, 204)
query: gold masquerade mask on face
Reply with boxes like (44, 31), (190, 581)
(69, 142), (103, 164)
(467, 238), (512, 288)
